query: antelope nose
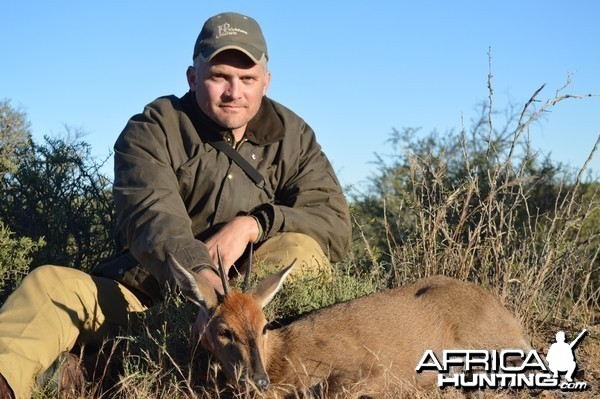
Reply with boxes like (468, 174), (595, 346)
(254, 376), (270, 391)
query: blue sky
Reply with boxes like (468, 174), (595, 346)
(2, 1), (599, 190)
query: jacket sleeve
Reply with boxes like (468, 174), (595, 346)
(251, 123), (352, 262)
(112, 99), (213, 284)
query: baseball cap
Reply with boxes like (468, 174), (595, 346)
(193, 12), (268, 63)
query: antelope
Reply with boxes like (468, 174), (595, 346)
(168, 253), (531, 398)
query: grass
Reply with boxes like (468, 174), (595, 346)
(31, 76), (600, 398)
(31, 258), (599, 398)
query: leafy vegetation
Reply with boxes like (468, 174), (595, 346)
(1, 74), (599, 398)
(1, 106), (114, 282)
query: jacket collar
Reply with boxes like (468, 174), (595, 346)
(183, 91), (285, 145)
(244, 97), (285, 145)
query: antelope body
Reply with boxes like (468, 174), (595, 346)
(168, 256), (530, 398)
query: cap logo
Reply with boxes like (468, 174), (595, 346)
(216, 23), (248, 39)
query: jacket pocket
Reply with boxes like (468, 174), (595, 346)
(91, 252), (161, 306)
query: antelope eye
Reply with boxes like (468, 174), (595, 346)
(218, 328), (235, 342)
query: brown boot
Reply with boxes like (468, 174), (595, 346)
(0, 372), (15, 399)
(37, 352), (87, 398)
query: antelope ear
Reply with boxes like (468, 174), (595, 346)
(167, 253), (219, 309)
(252, 260), (296, 308)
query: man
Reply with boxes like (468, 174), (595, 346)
(0, 12), (351, 398)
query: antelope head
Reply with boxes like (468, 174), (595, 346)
(167, 246), (295, 391)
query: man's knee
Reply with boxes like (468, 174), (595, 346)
(254, 232), (329, 275)
(16, 265), (85, 298)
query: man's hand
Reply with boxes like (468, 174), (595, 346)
(196, 216), (259, 349)
(204, 215), (260, 275)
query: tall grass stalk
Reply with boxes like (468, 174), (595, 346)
(32, 78), (599, 397)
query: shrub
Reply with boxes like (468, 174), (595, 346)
(0, 221), (44, 302)
(350, 81), (599, 328)
(0, 134), (115, 272)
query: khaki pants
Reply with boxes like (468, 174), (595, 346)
(253, 232), (329, 276)
(0, 232), (326, 398)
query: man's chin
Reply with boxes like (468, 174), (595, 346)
(214, 117), (248, 131)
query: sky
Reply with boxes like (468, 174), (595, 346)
(2, 1), (599, 192)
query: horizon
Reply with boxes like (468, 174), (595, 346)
(2, 1), (599, 189)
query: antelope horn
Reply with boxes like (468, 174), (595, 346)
(243, 242), (253, 292)
(216, 246), (230, 296)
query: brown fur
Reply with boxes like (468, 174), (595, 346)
(168, 256), (530, 398)
(261, 276), (530, 397)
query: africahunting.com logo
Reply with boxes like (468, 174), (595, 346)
(415, 329), (588, 391)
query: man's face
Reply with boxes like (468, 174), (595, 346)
(188, 50), (270, 137)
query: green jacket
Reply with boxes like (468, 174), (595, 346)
(111, 91), (351, 288)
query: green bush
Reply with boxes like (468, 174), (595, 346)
(1, 99), (32, 176)
(0, 135), (115, 272)
(0, 221), (44, 302)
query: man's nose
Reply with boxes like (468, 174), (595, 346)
(225, 79), (242, 99)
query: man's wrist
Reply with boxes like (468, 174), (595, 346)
(249, 215), (263, 243)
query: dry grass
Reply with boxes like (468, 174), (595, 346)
(31, 252), (599, 398)
(31, 75), (599, 398)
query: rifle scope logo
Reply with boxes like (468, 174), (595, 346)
(416, 329), (588, 391)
